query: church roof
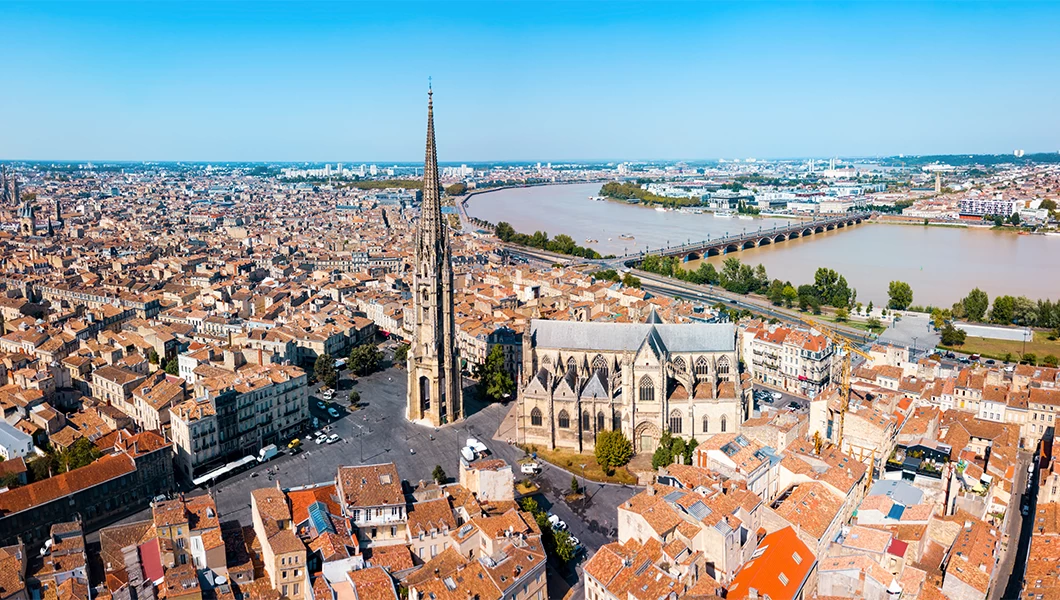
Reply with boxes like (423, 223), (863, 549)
(529, 319), (734, 353)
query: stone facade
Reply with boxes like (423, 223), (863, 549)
(518, 315), (749, 454)
(407, 89), (462, 427)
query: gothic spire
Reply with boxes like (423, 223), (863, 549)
(421, 86), (441, 245)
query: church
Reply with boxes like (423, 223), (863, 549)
(519, 312), (751, 454)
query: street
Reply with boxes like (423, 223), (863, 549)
(993, 450), (1038, 600)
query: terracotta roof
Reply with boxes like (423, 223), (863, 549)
(0, 453), (135, 517)
(728, 527), (815, 600)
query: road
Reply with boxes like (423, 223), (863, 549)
(994, 451), (1038, 600)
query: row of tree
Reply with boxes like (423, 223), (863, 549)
(493, 221), (604, 259)
(314, 343), (386, 390)
(599, 181), (704, 208)
(591, 268), (641, 289)
(651, 431), (699, 469)
(952, 287), (1060, 329)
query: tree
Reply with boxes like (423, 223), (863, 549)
(940, 323), (967, 346)
(867, 317), (882, 331)
(887, 281), (913, 310)
(961, 288), (990, 322)
(432, 465), (447, 484)
(476, 345), (515, 401)
(835, 308), (849, 322)
(27, 456), (53, 482)
(670, 437), (686, 464)
(594, 431), (633, 473)
(867, 300), (874, 315)
(1008, 212), (1021, 225)
(519, 497), (539, 514)
(622, 273), (641, 289)
(164, 357), (179, 376)
(570, 476), (580, 495)
(767, 280), (786, 306)
(651, 445), (673, 470)
(0, 473), (19, 490)
(931, 308), (952, 330)
(1043, 355), (1059, 368)
(494, 221), (516, 241)
(445, 182), (467, 196)
(393, 343), (409, 365)
(990, 295), (1016, 324)
(1023, 353), (1038, 366)
(683, 438), (698, 465)
(553, 529), (578, 563)
(147, 349), (160, 365)
(314, 353), (338, 389)
(349, 344), (383, 377)
(782, 285), (798, 309)
(348, 390), (361, 406)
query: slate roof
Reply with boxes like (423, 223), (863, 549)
(529, 319), (735, 352)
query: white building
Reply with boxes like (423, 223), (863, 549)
(958, 197), (1020, 217)
(0, 421), (34, 459)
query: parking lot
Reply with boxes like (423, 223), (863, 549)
(751, 383), (811, 415)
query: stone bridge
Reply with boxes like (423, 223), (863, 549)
(621, 212), (871, 266)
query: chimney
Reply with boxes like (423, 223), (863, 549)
(647, 485), (656, 496)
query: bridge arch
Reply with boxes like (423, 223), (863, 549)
(814, 225), (825, 233)
(826, 223), (836, 231)
(724, 244), (740, 254)
(684, 252), (701, 262)
(757, 237), (771, 246)
(742, 240), (756, 250)
(706, 247), (721, 257)
(773, 233), (787, 242)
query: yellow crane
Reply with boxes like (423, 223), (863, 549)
(803, 318), (873, 451)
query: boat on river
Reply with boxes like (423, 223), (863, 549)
(714, 210), (735, 218)
(619, 233), (635, 240)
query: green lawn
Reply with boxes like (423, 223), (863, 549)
(940, 330), (1060, 363)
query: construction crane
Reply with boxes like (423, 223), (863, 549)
(803, 318), (873, 451)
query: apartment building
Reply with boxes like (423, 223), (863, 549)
(337, 463), (407, 547)
(746, 324), (834, 397)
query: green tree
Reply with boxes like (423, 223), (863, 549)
(147, 349), (160, 365)
(767, 280), (786, 306)
(651, 445), (673, 470)
(348, 390), (361, 406)
(697, 262), (720, 285)
(519, 497), (539, 514)
(476, 345), (515, 401)
(1043, 355), (1059, 368)
(494, 221), (516, 241)
(594, 430), (633, 473)
(622, 273), (641, 289)
(56, 438), (103, 473)
(1023, 353), (1038, 366)
(553, 529), (578, 563)
(782, 285), (798, 309)
(835, 308), (849, 322)
(940, 323), (967, 346)
(314, 353), (338, 389)
(163, 357), (179, 376)
(27, 456), (53, 482)
(683, 438), (698, 465)
(432, 465), (447, 484)
(887, 281), (913, 310)
(0, 473), (20, 489)
(961, 288), (990, 322)
(570, 475), (580, 495)
(445, 182), (468, 196)
(867, 300), (874, 314)
(349, 344), (384, 377)
(867, 317), (882, 331)
(990, 295), (1016, 324)
(393, 343), (409, 365)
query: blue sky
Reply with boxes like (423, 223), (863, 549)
(1, 1), (1058, 162)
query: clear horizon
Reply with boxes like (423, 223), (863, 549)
(2, 1), (1058, 162)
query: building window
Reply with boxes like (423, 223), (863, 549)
(581, 411), (590, 431)
(639, 376), (655, 402)
(718, 356), (731, 375)
(597, 412), (606, 432)
(673, 357), (686, 373)
(669, 410), (683, 434)
(531, 408), (542, 427)
(613, 413), (622, 431)
(558, 410), (570, 429)
(592, 354), (608, 380)
(695, 357), (709, 377)
(720, 415), (728, 432)
(566, 356), (577, 374)
(702, 416), (709, 433)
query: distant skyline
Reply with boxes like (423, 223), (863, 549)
(2, 1), (1058, 162)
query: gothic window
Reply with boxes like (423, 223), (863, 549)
(702, 416), (709, 433)
(695, 356), (710, 377)
(581, 411), (590, 431)
(718, 356), (731, 375)
(542, 356), (551, 366)
(669, 410), (683, 434)
(530, 408), (542, 427)
(419, 377), (431, 412)
(597, 412), (606, 432)
(720, 415), (728, 432)
(592, 354), (608, 379)
(613, 413), (622, 431)
(639, 376), (655, 402)
(567, 357), (578, 373)
(558, 410), (570, 429)
(673, 357), (686, 373)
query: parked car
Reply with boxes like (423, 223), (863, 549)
(328, 407), (340, 418)
(772, 391), (783, 400)
(315, 400), (326, 409)
(521, 462), (541, 475)
(547, 514), (566, 530)
(287, 438), (302, 450)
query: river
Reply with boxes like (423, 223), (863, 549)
(465, 182), (1060, 307)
